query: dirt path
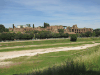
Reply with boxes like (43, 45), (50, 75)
(0, 43), (100, 66)
(0, 41), (91, 50)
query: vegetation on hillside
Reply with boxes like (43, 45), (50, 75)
(0, 24), (9, 33)
(0, 24), (100, 42)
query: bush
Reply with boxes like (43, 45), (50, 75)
(64, 33), (69, 38)
(35, 34), (40, 39)
(85, 31), (92, 37)
(70, 34), (77, 41)
(58, 29), (64, 33)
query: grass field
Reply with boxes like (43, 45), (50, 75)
(0, 37), (100, 48)
(0, 42), (94, 52)
(0, 37), (100, 75)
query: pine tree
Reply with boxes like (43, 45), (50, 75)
(33, 24), (34, 28)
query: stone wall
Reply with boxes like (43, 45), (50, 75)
(9, 24), (93, 34)
(70, 25), (93, 33)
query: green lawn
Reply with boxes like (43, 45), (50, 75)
(0, 42), (100, 75)
(0, 42), (94, 52)
(0, 37), (100, 75)
(0, 37), (100, 48)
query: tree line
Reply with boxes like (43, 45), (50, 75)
(0, 24), (100, 42)
(0, 30), (69, 41)
(0, 29), (100, 42)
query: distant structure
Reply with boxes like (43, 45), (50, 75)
(9, 24), (93, 34)
(67, 24), (93, 34)
(17, 25), (27, 28)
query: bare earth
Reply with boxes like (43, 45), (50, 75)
(0, 42), (100, 66)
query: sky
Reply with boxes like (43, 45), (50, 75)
(0, 0), (100, 29)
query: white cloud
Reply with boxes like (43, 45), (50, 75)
(0, 0), (100, 29)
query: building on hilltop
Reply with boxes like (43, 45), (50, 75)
(17, 25), (27, 28)
(70, 25), (93, 34)
(9, 24), (93, 34)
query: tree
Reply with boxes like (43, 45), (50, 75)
(76, 33), (80, 37)
(95, 31), (100, 37)
(58, 29), (64, 34)
(92, 31), (96, 37)
(6, 33), (11, 40)
(40, 32), (46, 39)
(93, 29), (100, 32)
(65, 33), (69, 38)
(0, 34), (2, 41)
(33, 24), (34, 28)
(35, 33), (40, 39)
(20, 25), (23, 28)
(39, 26), (44, 28)
(33, 30), (39, 34)
(11, 33), (16, 40)
(70, 34), (77, 41)
(44, 31), (52, 39)
(85, 31), (92, 37)
(17, 33), (23, 40)
(59, 33), (65, 38)
(26, 34), (32, 40)
(5, 28), (9, 32)
(0, 33), (6, 41)
(44, 22), (50, 28)
(56, 33), (60, 38)
(14, 33), (19, 40)
(0, 24), (5, 33)
(13, 24), (14, 28)
(80, 33), (85, 37)
(29, 33), (34, 39)
(26, 24), (31, 27)
(0, 33), (11, 41)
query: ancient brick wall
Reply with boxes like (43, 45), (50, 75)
(46, 26), (64, 33)
(9, 28), (13, 31)
(68, 25), (93, 34)
(9, 25), (93, 34)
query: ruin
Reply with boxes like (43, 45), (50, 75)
(9, 24), (93, 34)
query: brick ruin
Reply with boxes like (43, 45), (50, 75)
(9, 24), (93, 34)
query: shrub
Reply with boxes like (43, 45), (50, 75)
(58, 29), (64, 33)
(70, 34), (77, 41)
(85, 31), (92, 37)
(35, 34), (40, 39)
(65, 33), (69, 38)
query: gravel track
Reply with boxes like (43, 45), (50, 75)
(0, 42), (99, 66)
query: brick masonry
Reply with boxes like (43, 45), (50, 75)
(9, 24), (93, 34)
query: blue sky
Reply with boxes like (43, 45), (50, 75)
(0, 0), (100, 29)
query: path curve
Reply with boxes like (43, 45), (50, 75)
(0, 43), (100, 66)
